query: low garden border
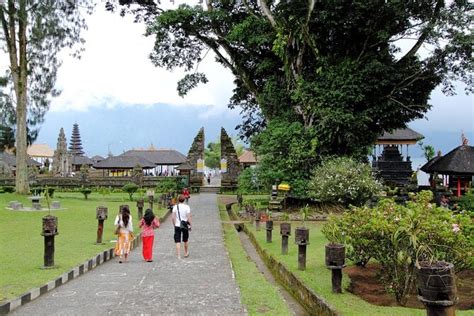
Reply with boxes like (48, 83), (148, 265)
(0, 210), (171, 315)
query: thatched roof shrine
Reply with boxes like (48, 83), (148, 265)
(421, 144), (474, 176)
(376, 127), (424, 145)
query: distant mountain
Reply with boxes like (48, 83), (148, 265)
(35, 104), (242, 157)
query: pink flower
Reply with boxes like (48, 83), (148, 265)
(452, 223), (460, 233)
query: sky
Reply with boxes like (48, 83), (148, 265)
(12, 3), (474, 159)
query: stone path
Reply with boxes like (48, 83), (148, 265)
(11, 193), (246, 316)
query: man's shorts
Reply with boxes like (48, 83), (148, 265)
(174, 226), (189, 243)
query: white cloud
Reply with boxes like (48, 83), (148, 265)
(52, 4), (236, 114)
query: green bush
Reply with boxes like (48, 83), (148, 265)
(324, 190), (473, 305)
(79, 187), (92, 200)
(458, 189), (474, 216)
(237, 167), (265, 194)
(2, 186), (15, 193)
(308, 157), (382, 206)
(155, 178), (176, 193)
(122, 183), (139, 201)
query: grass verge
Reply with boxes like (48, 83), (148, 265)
(218, 200), (291, 315)
(0, 192), (166, 302)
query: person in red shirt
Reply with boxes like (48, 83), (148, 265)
(139, 209), (160, 262)
(182, 187), (191, 203)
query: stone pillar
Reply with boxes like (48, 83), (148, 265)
(41, 215), (58, 267)
(295, 227), (309, 271)
(137, 199), (144, 219)
(96, 206), (108, 244)
(266, 220), (273, 243)
(255, 212), (261, 231)
(325, 243), (345, 293)
(280, 223), (291, 255)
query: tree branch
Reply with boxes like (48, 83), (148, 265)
(397, 0), (443, 63)
(259, 0), (276, 28)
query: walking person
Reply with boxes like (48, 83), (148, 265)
(172, 195), (192, 258)
(182, 187), (191, 203)
(114, 205), (134, 263)
(139, 209), (160, 262)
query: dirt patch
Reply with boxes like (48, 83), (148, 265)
(345, 263), (474, 310)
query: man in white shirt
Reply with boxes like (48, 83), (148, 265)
(172, 195), (192, 258)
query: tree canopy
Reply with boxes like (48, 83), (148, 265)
(108, 0), (472, 194)
(122, 0), (472, 159)
(0, 0), (93, 193)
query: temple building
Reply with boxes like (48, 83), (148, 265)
(372, 128), (424, 186)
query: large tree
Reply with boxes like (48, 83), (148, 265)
(110, 1), (471, 194)
(113, 1), (471, 156)
(0, 0), (94, 193)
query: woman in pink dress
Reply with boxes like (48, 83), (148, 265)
(139, 209), (160, 262)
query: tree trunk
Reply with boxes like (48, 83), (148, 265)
(15, 0), (29, 194)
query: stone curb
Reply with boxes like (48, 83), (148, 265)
(0, 210), (170, 315)
(225, 203), (339, 316)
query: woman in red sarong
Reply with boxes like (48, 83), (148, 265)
(139, 209), (160, 262)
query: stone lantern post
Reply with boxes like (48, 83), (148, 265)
(280, 223), (291, 255)
(41, 215), (58, 267)
(295, 227), (309, 270)
(96, 206), (108, 244)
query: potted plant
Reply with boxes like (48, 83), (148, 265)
(295, 204), (310, 245)
(416, 260), (457, 305)
(322, 221), (345, 267)
(265, 210), (273, 231)
(97, 186), (111, 221)
(280, 212), (291, 237)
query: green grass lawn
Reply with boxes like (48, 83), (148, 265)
(0, 192), (167, 303)
(246, 219), (473, 316)
(218, 202), (291, 315)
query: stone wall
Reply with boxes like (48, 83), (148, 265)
(0, 176), (181, 189)
(220, 127), (241, 187)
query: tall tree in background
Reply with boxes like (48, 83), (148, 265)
(0, 0), (94, 193)
(205, 137), (245, 169)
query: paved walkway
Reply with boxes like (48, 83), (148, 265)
(11, 194), (246, 315)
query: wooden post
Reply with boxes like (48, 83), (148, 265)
(96, 219), (104, 244)
(266, 220), (273, 243)
(295, 227), (309, 271)
(41, 215), (58, 268)
(255, 213), (261, 231)
(281, 235), (289, 255)
(325, 243), (345, 293)
(44, 236), (55, 267)
(266, 229), (272, 243)
(280, 222), (291, 255)
(331, 268), (343, 293)
(137, 199), (144, 220)
(96, 206), (108, 245)
(298, 244), (306, 270)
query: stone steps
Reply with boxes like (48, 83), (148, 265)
(200, 186), (221, 193)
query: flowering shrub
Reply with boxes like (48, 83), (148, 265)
(324, 190), (473, 305)
(308, 157), (382, 206)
